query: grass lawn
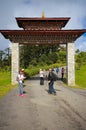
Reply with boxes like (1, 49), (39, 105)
(0, 71), (16, 99)
(75, 65), (86, 89)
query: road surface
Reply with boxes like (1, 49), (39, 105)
(0, 77), (86, 130)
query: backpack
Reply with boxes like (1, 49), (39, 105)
(16, 76), (18, 81)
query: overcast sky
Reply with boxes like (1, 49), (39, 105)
(0, 0), (86, 51)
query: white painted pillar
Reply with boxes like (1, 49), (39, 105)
(11, 43), (19, 84)
(66, 42), (75, 86)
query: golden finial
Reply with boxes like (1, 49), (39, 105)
(42, 11), (45, 18)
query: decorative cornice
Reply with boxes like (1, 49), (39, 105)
(16, 17), (70, 29)
(0, 29), (86, 44)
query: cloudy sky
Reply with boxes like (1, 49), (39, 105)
(0, 0), (86, 51)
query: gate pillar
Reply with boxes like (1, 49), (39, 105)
(11, 43), (19, 84)
(66, 42), (75, 86)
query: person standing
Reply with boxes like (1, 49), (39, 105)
(47, 68), (56, 95)
(61, 67), (65, 80)
(21, 68), (26, 84)
(56, 67), (59, 79)
(17, 70), (25, 96)
(39, 69), (44, 85)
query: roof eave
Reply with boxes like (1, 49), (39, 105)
(15, 17), (71, 28)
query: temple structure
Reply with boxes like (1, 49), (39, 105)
(0, 16), (86, 86)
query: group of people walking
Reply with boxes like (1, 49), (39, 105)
(17, 67), (65, 96)
(39, 67), (65, 95)
(56, 67), (65, 80)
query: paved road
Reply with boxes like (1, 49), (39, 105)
(0, 78), (86, 130)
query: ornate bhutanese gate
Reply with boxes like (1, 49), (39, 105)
(0, 17), (86, 86)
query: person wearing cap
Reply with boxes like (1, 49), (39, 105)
(17, 70), (25, 96)
(47, 68), (56, 95)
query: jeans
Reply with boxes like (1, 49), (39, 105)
(18, 82), (23, 95)
(49, 82), (56, 94)
(62, 73), (64, 80)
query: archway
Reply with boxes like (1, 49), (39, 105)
(0, 17), (86, 86)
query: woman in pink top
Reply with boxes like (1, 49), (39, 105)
(61, 67), (65, 80)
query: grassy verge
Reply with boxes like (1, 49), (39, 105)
(75, 65), (86, 89)
(0, 71), (16, 99)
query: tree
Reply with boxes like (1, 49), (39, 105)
(75, 50), (86, 69)
(0, 50), (5, 68)
(19, 44), (66, 68)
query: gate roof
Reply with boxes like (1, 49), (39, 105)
(16, 17), (70, 30)
(0, 29), (86, 45)
(0, 17), (86, 45)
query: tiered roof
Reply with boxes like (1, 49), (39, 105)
(16, 17), (70, 30)
(0, 17), (86, 45)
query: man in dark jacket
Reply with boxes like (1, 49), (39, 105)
(47, 68), (56, 95)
